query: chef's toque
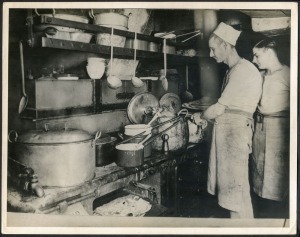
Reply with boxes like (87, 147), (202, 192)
(212, 22), (241, 46)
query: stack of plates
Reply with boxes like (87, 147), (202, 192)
(182, 99), (216, 111)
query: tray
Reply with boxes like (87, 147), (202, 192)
(93, 189), (170, 217)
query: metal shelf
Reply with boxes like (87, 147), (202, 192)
(35, 15), (189, 47)
(28, 15), (199, 64)
(38, 37), (198, 64)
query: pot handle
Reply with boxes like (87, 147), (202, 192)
(139, 133), (152, 145)
(92, 131), (101, 148)
(43, 122), (70, 132)
(35, 8), (55, 17)
(44, 27), (58, 36)
(89, 9), (95, 19)
(8, 130), (18, 143)
(117, 132), (124, 140)
(177, 109), (189, 119)
(95, 131), (101, 140)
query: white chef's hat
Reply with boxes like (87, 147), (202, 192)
(212, 22), (241, 46)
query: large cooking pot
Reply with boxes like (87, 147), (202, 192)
(152, 110), (189, 151)
(8, 125), (96, 188)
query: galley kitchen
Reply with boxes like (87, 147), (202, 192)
(3, 4), (294, 229)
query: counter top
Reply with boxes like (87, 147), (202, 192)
(7, 143), (207, 214)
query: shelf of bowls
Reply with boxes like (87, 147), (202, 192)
(86, 10), (156, 91)
(34, 9), (152, 87)
(33, 9), (198, 89)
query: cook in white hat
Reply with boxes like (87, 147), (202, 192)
(192, 22), (263, 219)
(208, 22), (242, 64)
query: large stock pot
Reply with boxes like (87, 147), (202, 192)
(8, 125), (96, 188)
(152, 110), (189, 151)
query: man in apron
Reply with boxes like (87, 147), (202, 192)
(192, 22), (262, 218)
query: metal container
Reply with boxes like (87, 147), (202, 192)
(152, 116), (188, 151)
(95, 136), (118, 166)
(124, 135), (152, 158)
(26, 79), (94, 110)
(92, 12), (129, 29)
(115, 143), (144, 167)
(148, 42), (159, 52)
(8, 127), (96, 187)
(125, 38), (149, 51)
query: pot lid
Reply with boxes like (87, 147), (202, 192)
(127, 92), (159, 124)
(17, 128), (92, 144)
(159, 93), (181, 113)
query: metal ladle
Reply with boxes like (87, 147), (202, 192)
(107, 28), (122, 89)
(160, 38), (168, 91)
(131, 32), (144, 88)
(18, 41), (28, 114)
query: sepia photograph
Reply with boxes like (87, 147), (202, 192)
(1, 1), (298, 235)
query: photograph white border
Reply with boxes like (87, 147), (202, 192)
(2, 1), (298, 235)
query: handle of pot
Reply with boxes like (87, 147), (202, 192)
(139, 133), (152, 145)
(43, 122), (70, 132)
(8, 130), (18, 143)
(44, 27), (58, 36)
(116, 130), (147, 146)
(89, 9), (95, 19)
(92, 131), (102, 148)
(94, 131), (101, 140)
(35, 9), (55, 17)
(177, 109), (189, 119)
(117, 132), (124, 140)
(151, 116), (180, 130)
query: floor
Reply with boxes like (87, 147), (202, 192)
(176, 185), (289, 219)
(175, 151), (289, 219)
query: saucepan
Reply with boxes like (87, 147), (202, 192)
(115, 133), (152, 167)
(115, 119), (181, 167)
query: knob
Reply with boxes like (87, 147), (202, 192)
(162, 134), (169, 154)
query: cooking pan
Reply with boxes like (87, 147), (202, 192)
(115, 133), (151, 167)
(115, 119), (181, 167)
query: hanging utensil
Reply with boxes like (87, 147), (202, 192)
(131, 32), (144, 88)
(182, 64), (193, 102)
(160, 38), (168, 91)
(181, 32), (202, 43)
(18, 41), (28, 114)
(107, 28), (122, 89)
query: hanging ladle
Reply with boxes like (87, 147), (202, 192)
(131, 32), (144, 88)
(107, 28), (122, 89)
(182, 64), (193, 102)
(18, 41), (28, 114)
(160, 38), (168, 91)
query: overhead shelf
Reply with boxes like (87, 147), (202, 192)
(37, 37), (198, 64)
(28, 15), (199, 64)
(34, 15), (189, 47)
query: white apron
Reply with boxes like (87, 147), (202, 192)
(251, 112), (289, 201)
(207, 111), (254, 212)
